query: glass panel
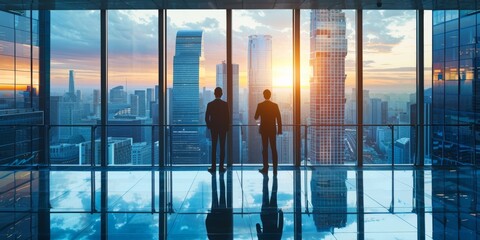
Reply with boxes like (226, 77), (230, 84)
(167, 10), (226, 165)
(50, 11), (101, 166)
(363, 10), (417, 165)
(51, 213), (101, 239)
(49, 171), (91, 211)
(107, 10), (158, 166)
(300, 10), (356, 166)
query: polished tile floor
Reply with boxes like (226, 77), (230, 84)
(0, 167), (479, 239)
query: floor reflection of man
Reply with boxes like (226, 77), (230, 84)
(256, 175), (283, 240)
(206, 172), (233, 240)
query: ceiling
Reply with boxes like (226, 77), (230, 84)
(0, 0), (478, 10)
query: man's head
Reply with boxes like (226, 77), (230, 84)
(263, 89), (271, 100)
(214, 87), (223, 98)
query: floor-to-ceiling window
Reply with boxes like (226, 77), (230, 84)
(232, 10), (293, 165)
(107, 10), (159, 166)
(300, 10), (357, 166)
(363, 10), (417, 165)
(166, 10), (226, 166)
(49, 11), (100, 166)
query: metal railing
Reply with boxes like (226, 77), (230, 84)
(0, 123), (476, 167)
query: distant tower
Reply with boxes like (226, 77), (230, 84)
(69, 70), (75, 95)
(247, 35), (272, 164)
(309, 10), (347, 164)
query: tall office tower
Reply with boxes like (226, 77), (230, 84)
(146, 88), (153, 113)
(69, 70), (75, 94)
(130, 94), (139, 116)
(93, 89), (100, 116)
(110, 86), (127, 104)
(432, 10), (478, 166)
(134, 90), (146, 117)
(369, 98), (382, 142)
(247, 35), (272, 163)
(172, 30), (204, 164)
(309, 10), (347, 164)
(216, 61), (242, 163)
(381, 101), (389, 124)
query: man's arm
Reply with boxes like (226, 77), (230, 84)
(254, 103), (260, 120)
(205, 103), (211, 129)
(276, 104), (282, 134)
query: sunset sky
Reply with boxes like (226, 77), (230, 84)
(49, 10), (432, 94)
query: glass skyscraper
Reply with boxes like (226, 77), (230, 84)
(172, 30), (204, 164)
(432, 10), (479, 166)
(247, 35), (272, 164)
(309, 10), (347, 164)
(0, 10), (42, 166)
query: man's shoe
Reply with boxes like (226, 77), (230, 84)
(258, 168), (268, 174)
(207, 167), (215, 173)
(219, 166), (227, 173)
(273, 168), (278, 176)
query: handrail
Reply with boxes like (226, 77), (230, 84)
(0, 123), (475, 127)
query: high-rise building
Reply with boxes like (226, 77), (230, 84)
(130, 94), (139, 116)
(172, 30), (204, 164)
(146, 88), (153, 113)
(110, 86), (127, 104)
(216, 61), (242, 163)
(134, 90), (146, 117)
(247, 35), (272, 164)
(93, 89), (100, 116)
(432, 10), (478, 166)
(309, 10), (347, 164)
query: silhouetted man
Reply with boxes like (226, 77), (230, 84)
(205, 87), (230, 173)
(254, 89), (282, 175)
(206, 172), (233, 239)
(256, 175), (283, 240)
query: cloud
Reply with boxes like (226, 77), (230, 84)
(363, 10), (414, 53)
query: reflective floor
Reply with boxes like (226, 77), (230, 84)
(1, 167), (479, 239)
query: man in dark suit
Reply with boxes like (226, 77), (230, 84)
(254, 89), (282, 175)
(205, 87), (230, 173)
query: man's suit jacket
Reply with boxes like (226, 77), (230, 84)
(254, 100), (282, 135)
(205, 98), (230, 132)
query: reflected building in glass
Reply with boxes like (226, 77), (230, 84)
(431, 10), (479, 166)
(247, 35), (272, 164)
(311, 170), (347, 232)
(172, 30), (204, 164)
(309, 10), (347, 164)
(0, 10), (42, 166)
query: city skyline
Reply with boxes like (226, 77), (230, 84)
(49, 10), (431, 94)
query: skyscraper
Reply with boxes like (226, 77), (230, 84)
(247, 35), (272, 164)
(216, 61), (242, 163)
(309, 10), (347, 164)
(110, 85), (127, 103)
(93, 89), (100, 117)
(432, 10), (478, 166)
(134, 90), (146, 117)
(172, 30), (204, 164)
(69, 70), (75, 95)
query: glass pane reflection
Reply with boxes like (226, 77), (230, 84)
(0, 168), (478, 239)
